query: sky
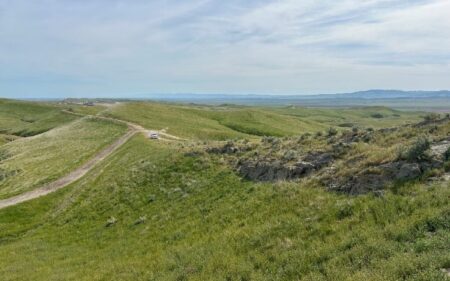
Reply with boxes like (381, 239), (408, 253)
(1, 0), (450, 98)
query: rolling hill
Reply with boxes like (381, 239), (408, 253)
(0, 99), (448, 280)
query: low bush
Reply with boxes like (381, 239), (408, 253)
(371, 113), (384, 119)
(283, 150), (297, 161)
(423, 113), (440, 122)
(399, 137), (430, 162)
(327, 127), (338, 137)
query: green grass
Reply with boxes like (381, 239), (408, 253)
(196, 107), (329, 137)
(0, 99), (446, 280)
(101, 102), (251, 140)
(0, 99), (78, 137)
(0, 135), (19, 146)
(63, 104), (109, 116)
(0, 117), (127, 199)
(269, 106), (423, 129)
(0, 135), (448, 280)
(101, 102), (422, 140)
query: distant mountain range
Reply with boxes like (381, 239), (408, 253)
(57, 90), (450, 110)
(324, 90), (450, 99)
(142, 90), (450, 110)
(147, 90), (450, 102)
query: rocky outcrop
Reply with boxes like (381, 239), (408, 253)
(326, 161), (423, 195)
(396, 162), (422, 180)
(236, 151), (334, 182)
(325, 136), (450, 194)
(205, 118), (450, 194)
(237, 160), (313, 182)
(206, 141), (254, 154)
(414, 115), (450, 127)
(429, 140), (450, 160)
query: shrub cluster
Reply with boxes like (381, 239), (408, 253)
(423, 113), (440, 122)
(371, 113), (384, 119)
(399, 137), (430, 162)
(327, 127), (338, 137)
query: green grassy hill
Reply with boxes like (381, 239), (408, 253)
(101, 102), (421, 140)
(0, 134), (448, 280)
(0, 99), (447, 280)
(0, 99), (78, 137)
(269, 106), (422, 129)
(0, 117), (126, 199)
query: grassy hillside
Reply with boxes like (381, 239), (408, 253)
(63, 103), (109, 116)
(0, 99), (78, 137)
(0, 99), (447, 280)
(100, 102), (250, 140)
(101, 102), (421, 140)
(196, 107), (329, 137)
(0, 134), (448, 280)
(0, 117), (126, 199)
(0, 134), (19, 146)
(269, 106), (423, 129)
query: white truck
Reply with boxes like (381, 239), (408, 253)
(148, 131), (159, 139)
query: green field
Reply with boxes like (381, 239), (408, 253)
(0, 99), (448, 280)
(269, 106), (423, 129)
(100, 102), (422, 140)
(0, 135), (448, 280)
(0, 117), (126, 199)
(0, 99), (78, 137)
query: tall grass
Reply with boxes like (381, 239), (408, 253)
(0, 136), (447, 280)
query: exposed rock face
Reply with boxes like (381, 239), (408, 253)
(396, 163), (422, 180)
(205, 118), (450, 194)
(303, 152), (334, 167)
(236, 152), (334, 182)
(237, 160), (314, 182)
(326, 161), (423, 195)
(430, 140), (450, 160)
(324, 135), (450, 194)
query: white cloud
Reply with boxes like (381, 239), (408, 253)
(0, 0), (449, 97)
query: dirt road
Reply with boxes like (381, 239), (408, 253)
(62, 110), (184, 140)
(0, 129), (137, 210)
(0, 112), (184, 210)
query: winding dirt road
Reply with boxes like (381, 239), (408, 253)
(0, 129), (136, 210)
(0, 112), (183, 210)
(63, 110), (184, 140)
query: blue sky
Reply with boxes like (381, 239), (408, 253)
(1, 0), (450, 98)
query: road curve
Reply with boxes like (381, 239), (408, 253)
(0, 110), (186, 210)
(0, 129), (137, 210)
(62, 110), (185, 141)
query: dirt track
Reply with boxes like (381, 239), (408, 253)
(0, 129), (137, 210)
(0, 112), (183, 210)
(62, 110), (184, 140)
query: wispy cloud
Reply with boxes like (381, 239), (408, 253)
(0, 0), (449, 98)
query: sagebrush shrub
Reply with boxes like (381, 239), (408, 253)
(400, 137), (430, 161)
(327, 127), (338, 137)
